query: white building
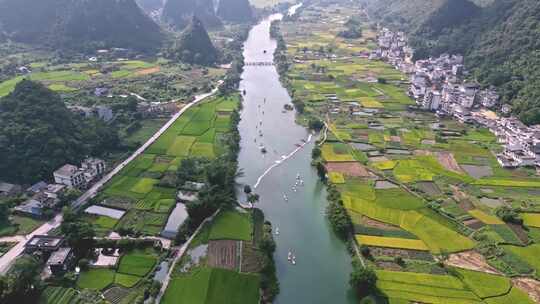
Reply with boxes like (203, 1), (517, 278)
(53, 164), (85, 188)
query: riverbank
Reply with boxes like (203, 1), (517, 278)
(274, 1), (540, 303)
(236, 7), (355, 304)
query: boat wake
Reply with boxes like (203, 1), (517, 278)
(253, 134), (312, 189)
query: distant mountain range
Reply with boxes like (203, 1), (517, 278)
(162, 0), (253, 29)
(0, 0), (163, 52)
(362, 0), (540, 125)
(167, 16), (218, 65)
(162, 0), (223, 29)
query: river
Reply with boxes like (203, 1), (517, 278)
(236, 8), (356, 304)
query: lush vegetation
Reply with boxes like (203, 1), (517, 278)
(0, 0), (163, 53)
(167, 16), (218, 65)
(162, 0), (222, 29)
(0, 80), (119, 183)
(217, 0), (254, 23)
(362, 0), (540, 125)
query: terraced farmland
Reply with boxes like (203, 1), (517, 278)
(90, 95), (239, 236)
(277, 2), (540, 303)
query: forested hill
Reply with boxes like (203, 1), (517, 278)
(162, 0), (222, 29)
(217, 0), (254, 23)
(362, 0), (540, 125)
(167, 16), (218, 65)
(0, 0), (163, 53)
(0, 80), (119, 184)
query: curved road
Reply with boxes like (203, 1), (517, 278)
(0, 83), (222, 274)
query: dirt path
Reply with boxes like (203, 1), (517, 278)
(437, 152), (464, 174)
(512, 277), (540, 303)
(445, 250), (500, 274)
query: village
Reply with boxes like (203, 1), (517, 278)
(373, 27), (540, 170)
(0, 157), (106, 219)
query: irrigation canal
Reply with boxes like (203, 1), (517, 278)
(236, 7), (356, 304)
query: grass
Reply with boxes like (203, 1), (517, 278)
(125, 119), (167, 145)
(77, 268), (115, 290)
(473, 178), (540, 188)
(376, 270), (481, 304)
(522, 213), (540, 228)
(130, 178), (158, 194)
(502, 244), (540, 274)
(355, 235), (429, 251)
(167, 136), (197, 157)
(48, 84), (77, 92)
(117, 251), (157, 276)
(321, 144), (356, 162)
(162, 267), (260, 304)
(209, 211), (252, 241)
(114, 273), (141, 288)
(484, 287), (535, 304)
(393, 156), (472, 184)
(343, 195), (475, 254)
(190, 142), (215, 158)
(328, 172), (345, 184)
(371, 160), (397, 170)
(11, 215), (44, 234)
(468, 209), (504, 225)
(0, 76), (24, 97)
(453, 268), (510, 298)
(491, 225), (523, 245)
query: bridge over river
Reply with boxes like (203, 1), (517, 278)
(244, 61), (275, 66)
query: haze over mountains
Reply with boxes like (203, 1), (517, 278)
(0, 0), (254, 54)
(162, 0), (253, 29)
(363, 0), (540, 124)
(0, 0), (164, 52)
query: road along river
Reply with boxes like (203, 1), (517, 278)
(236, 10), (356, 304)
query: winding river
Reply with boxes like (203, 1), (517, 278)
(236, 7), (355, 304)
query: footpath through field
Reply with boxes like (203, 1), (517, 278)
(0, 82), (222, 274)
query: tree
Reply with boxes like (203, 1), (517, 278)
(349, 260), (377, 298)
(308, 118), (324, 131)
(247, 193), (260, 207)
(0, 255), (41, 303)
(312, 147), (322, 159)
(495, 206), (523, 225)
(326, 200), (352, 240)
(61, 208), (96, 257)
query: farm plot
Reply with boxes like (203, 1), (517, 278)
(343, 195), (475, 253)
(468, 210), (504, 225)
(393, 156), (472, 184)
(502, 244), (540, 274)
(93, 96), (237, 236)
(375, 270), (482, 304)
(209, 211), (252, 241)
(453, 268), (510, 298)
(207, 240), (239, 271)
(355, 235), (429, 251)
(77, 268), (116, 290)
(162, 267), (260, 304)
(522, 213), (540, 228)
(117, 251), (157, 276)
(321, 143), (356, 162)
(325, 161), (371, 177)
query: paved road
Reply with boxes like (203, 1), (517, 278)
(73, 84), (222, 210)
(0, 214), (63, 273)
(0, 84), (222, 274)
(154, 209), (221, 303)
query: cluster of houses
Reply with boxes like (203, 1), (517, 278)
(372, 27), (540, 170)
(24, 235), (74, 277)
(4, 158), (106, 218)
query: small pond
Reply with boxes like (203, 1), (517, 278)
(161, 203), (188, 239)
